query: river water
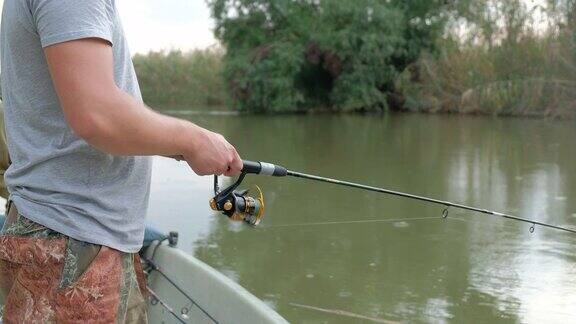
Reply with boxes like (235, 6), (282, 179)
(147, 112), (576, 324)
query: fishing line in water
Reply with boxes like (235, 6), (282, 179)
(263, 216), (469, 229)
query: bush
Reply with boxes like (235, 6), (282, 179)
(208, 0), (447, 113)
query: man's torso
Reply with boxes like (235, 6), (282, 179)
(0, 0), (152, 252)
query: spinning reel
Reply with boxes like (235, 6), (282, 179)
(209, 173), (265, 226)
(208, 161), (288, 227)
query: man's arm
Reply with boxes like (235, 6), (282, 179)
(44, 38), (242, 176)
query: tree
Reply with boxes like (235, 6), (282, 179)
(208, 0), (448, 112)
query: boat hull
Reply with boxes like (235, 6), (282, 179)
(143, 241), (288, 324)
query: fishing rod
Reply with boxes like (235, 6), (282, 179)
(144, 256), (219, 323)
(142, 237), (220, 324)
(208, 160), (576, 235)
(147, 286), (188, 324)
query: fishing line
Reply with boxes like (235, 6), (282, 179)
(263, 216), (469, 229)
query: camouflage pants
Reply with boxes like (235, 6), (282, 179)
(0, 203), (148, 323)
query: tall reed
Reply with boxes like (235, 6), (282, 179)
(133, 47), (228, 110)
(398, 1), (576, 118)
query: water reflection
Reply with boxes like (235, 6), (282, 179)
(148, 113), (576, 323)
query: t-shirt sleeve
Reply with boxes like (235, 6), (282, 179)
(29, 0), (115, 48)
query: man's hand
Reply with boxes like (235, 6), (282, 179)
(179, 124), (242, 176)
(44, 38), (242, 176)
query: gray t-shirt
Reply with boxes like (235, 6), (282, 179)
(0, 0), (152, 252)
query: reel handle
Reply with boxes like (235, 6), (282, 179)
(242, 160), (288, 177)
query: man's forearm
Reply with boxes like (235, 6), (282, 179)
(78, 86), (242, 176)
(76, 87), (199, 157)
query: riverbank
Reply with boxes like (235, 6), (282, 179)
(135, 34), (576, 120)
(135, 48), (575, 120)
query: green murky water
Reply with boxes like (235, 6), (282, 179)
(147, 112), (576, 323)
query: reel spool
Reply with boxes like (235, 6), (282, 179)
(209, 173), (265, 226)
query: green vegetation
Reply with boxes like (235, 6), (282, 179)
(133, 1), (576, 118)
(398, 0), (576, 118)
(133, 48), (226, 109)
(207, 0), (447, 112)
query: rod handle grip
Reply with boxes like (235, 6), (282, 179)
(165, 156), (288, 177)
(242, 160), (287, 177)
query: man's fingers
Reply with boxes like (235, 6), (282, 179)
(223, 149), (242, 176)
(215, 162), (228, 176)
(230, 149), (243, 172)
(223, 164), (241, 176)
(183, 130), (242, 177)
